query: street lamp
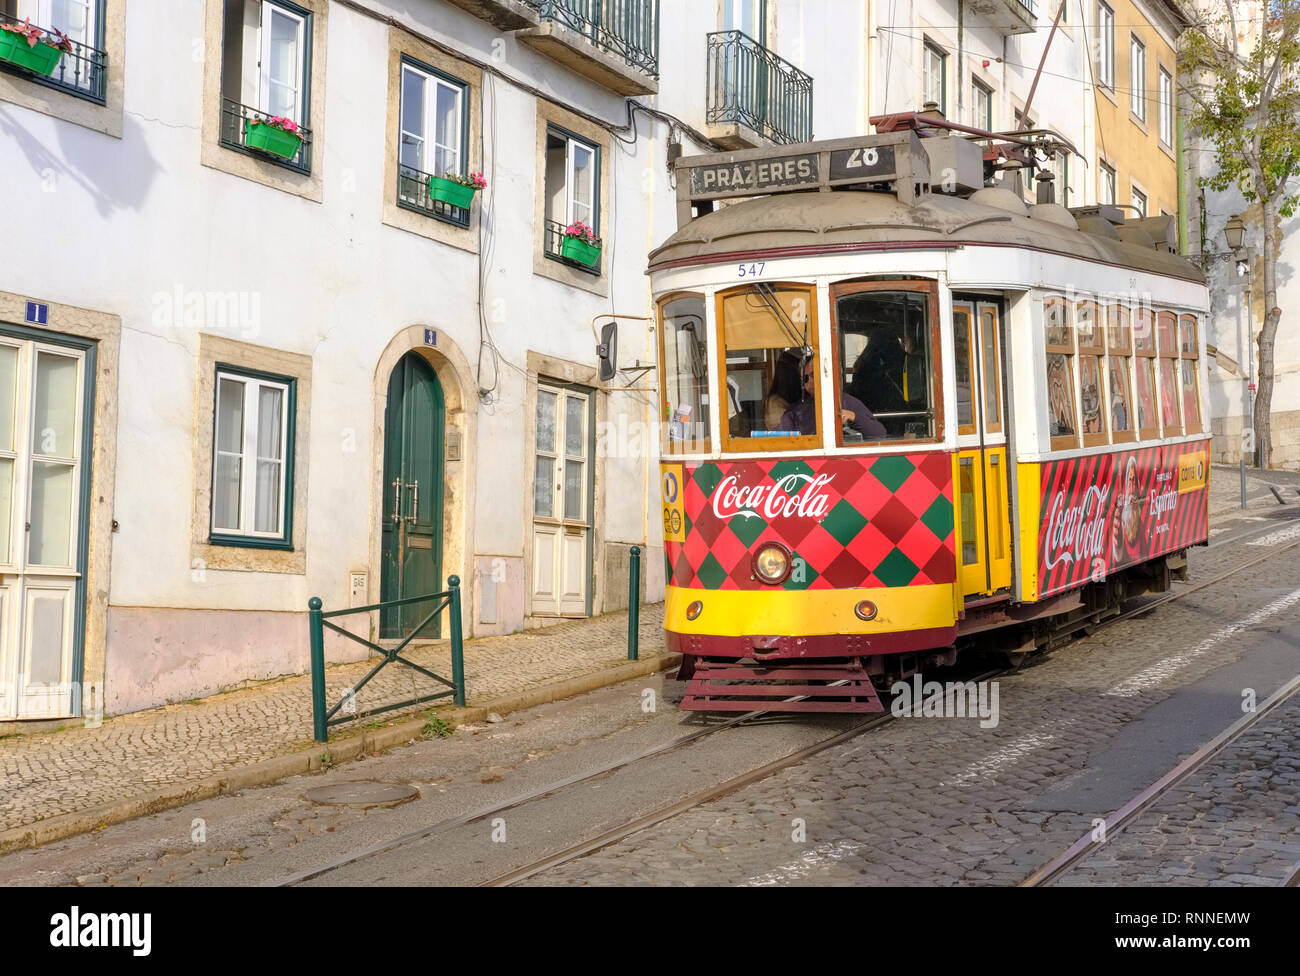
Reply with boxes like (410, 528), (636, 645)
(1224, 214), (1252, 506)
(1224, 214), (1246, 250)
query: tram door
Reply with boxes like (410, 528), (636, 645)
(952, 300), (1012, 598)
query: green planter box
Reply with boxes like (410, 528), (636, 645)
(0, 33), (64, 76)
(244, 119), (303, 160)
(561, 235), (602, 269)
(427, 176), (477, 209)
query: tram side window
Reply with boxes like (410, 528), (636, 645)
(1107, 304), (1136, 442)
(1044, 296), (1078, 450)
(718, 285), (822, 448)
(659, 294), (710, 454)
(1076, 300), (1107, 445)
(1157, 311), (1181, 435)
(1132, 306), (1159, 439)
(1180, 314), (1202, 433)
(835, 288), (933, 442)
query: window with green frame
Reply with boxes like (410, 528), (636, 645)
(210, 364), (296, 549)
(218, 0), (314, 173)
(397, 55), (472, 227)
(543, 124), (601, 273)
(923, 40), (946, 115)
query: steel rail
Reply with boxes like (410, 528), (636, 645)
(1282, 860), (1300, 888)
(1021, 673), (1300, 887)
(480, 670), (1007, 887)
(272, 699), (844, 886)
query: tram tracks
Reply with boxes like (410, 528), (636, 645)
(489, 534), (1300, 888)
(1021, 674), (1300, 887)
(280, 527), (1300, 888)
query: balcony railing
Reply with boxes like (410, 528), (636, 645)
(219, 98), (313, 175)
(398, 162), (472, 228)
(706, 30), (812, 146)
(0, 13), (107, 104)
(523, 0), (659, 79)
(544, 218), (601, 275)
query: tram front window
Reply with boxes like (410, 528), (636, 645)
(835, 288), (934, 441)
(719, 285), (828, 448)
(659, 294), (710, 453)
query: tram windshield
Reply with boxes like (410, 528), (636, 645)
(718, 284), (823, 448)
(834, 287), (935, 441)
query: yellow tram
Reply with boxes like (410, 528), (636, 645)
(646, 129), (1211, 712)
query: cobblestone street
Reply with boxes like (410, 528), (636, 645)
(0, 605), (667, 836)
(1064, 693), (1300, 887)
(523, 523), (1300, 887)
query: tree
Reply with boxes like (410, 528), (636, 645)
(1182, 0), (1300, 467)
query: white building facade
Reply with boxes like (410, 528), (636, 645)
(0, 0), (1103, 723)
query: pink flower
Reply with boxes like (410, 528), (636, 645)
(43, 27), (73, 53)
(250, 115), (301, 135)
(563, 220), (600, 245)
(2, 18), (43, 48)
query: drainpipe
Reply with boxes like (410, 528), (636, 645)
(1177, 114), (1188, 254)
(957, 1), (964, 126)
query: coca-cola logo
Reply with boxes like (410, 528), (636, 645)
(712, 473), (836, 521)
(1044, 484), (1111, 570)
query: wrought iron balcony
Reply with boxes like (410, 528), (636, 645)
(0, 12), (107, 104)
(398, 161), (472, 229)
(706, 30), (812, 147)
(518, 0), (659, 95)
(966, 0), (1037, 35)
(219, 98), (313, 175)
(544, 219), (601, 275)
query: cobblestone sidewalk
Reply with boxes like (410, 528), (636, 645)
(0, 603), (666, 835)
(1209, 463), (1300, 518)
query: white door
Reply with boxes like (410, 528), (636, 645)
(0, 337), (85, 720)
(531, 385), (590, 616)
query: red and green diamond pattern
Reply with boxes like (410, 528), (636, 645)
(665, 454), (956, 590)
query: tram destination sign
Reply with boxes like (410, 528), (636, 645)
(688, 153), (819, 195)
(828, 144), (896, 182)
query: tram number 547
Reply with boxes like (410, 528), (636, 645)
(738, 261), (766, 278)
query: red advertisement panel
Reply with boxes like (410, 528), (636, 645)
(1038, 441), (1209, 598)
(661, 453), (956, 591)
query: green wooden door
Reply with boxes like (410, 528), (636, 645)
(380, 353), (444, 639)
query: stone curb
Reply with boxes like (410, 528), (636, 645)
(0, 651), (680, 856)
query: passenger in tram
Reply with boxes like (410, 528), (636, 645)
(848, 327), (925, 417)
(779, 356), (886, 437)
(764, 351), (802, 429)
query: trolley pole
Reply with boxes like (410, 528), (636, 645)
(628, 546), (641, 661)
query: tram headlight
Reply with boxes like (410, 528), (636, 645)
(686, 600), (704, 621)
(854, 600), (878, 621)
(753, 543), (792, 585)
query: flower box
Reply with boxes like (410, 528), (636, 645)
(427, 176), (477, 210)
(0, 32), (64, 77)
(244, 118), (303, 160)
(561, 235), (601, 268)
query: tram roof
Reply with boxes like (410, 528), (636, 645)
(649, 143), (1206, 286)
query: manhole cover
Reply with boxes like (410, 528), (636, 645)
(304, 782), (419, 807)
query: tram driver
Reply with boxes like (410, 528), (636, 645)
(779, 356), (886, 438)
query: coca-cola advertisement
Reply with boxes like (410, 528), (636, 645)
(663, 454), (956, 591)
(1037, 441), (1209, 598)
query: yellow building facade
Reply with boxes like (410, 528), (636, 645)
(1089, 0), (1189, 225)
